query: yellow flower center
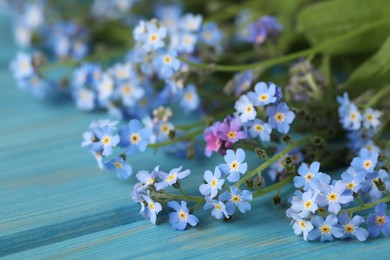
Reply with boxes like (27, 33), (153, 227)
(327, 193), (338, 202)
(147, 178), (154, 185)
(114, 162), (123, 168)
(149, 202), (155, 210)
(185, 92), (193, 101)
(163, 55), (172, 64)
(299, 221), (307, 229)
(167, 174), (176, 183)
(305, 173), (314, 182)
(203, 31), (212, 40)
(255, 124), (263, 132)
(274, 112), (285, 123)
(130, 133), (141, 144)
(230, 161), (239, 171)
(102, 136), (111, 145)
(344, 224), (354, 233)
(246, 105), (252, 113)
(211, 179), (217, 188)
(363, 160), (372, 170)
(350, 112), (357, 120)
(122, 85), (133, 95)
(259, 94), (269, 102)
(231, 195), (240, 203)
(376, 216), (386, 225)
(347, 182), (355, 190)
(160, 124), (170, 134)
(178, 210), (187, 220)
(227, 131), (236, 139)
(320, 225), (331, 234)
(149, 34), (158, 42)
(214, 203), (222, 210)
(304, 201), (312, 209)
(366, 114), (373, 121)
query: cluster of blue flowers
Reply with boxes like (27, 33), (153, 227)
(337, 92), (383, 154)
(287, 147), (390, 242)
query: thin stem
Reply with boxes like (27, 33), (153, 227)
(147, 128), (204, 149)
(253, 175), (294, 198)
(235, 136), (311, 188)
(356, 195), (365, 207)
(338, 195), (390, 216)
(182, 18), (390, 72)
(169, 194), (205, 203)
(191, 200), (203, 211)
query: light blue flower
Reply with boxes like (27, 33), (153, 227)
(199, 22), (222, 45)
(136, 165), (160, 189)
(233, 70), (253, 96)
(10, 52), (34, 80)
(247, 82), (277, 106)
(290, 190), (319, 218)
(96, 74), (114, 104)
(340, 103), (362, 131)
(153, 49), (181, 79)
(117, 79), (145, 107)
(179, 84), (200, 113)
(293, 162), (326, 191)
(363, 108), (382, 131)
(308, 215), (344, 242)
(175, 32), (198, 53)
(204, 197), (229, 219)
(199, 167), (225, 199)
(141, 191), (162, 225)
(119, 119), (152, 154)
(75, 88), (95, 111)
(351, 147), (378, 173)
(104, 157), (132, 180)
(245, 118), (272, 142)
(317, 180), (353, 214)
(139, 21), (167, 52)
(292, 215), (313, 241)
(19, 75), (49, 99)
(92, 125), (120, 156)
(337, 213), (368, 241)
(219, 186), (252, 215)
(180, 13), (202, 32)
(154, 166), (190, 190)
(167, 201), (199, 231)
(234, 95), (256, 123)
(367, 202), (390, 238)
(266, 102), (295, 134)
(218, 148), (248, 183)
(341, 167), (366, 193)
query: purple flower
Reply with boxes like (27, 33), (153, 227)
(218, 148), (248, 183)
(199, 167), (225, 198)
(217, 117), (246, 143)
(337, 213), (368, 241)
(167, 201), (199, 231)
(317, 180), (354, 214)
(204, 197), (229, 219)
(247, 82), (277, 106)
(266, 102), (295, 134)
(367, 202), (390, 238)
(308, 215), (344, 242)
(154, 166), (190, 190)
(219, 186), (252, 215)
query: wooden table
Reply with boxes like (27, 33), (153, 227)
(0, 12), (388, 259)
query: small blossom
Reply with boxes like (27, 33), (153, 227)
(247, 82), (277, 106)
(219, 148), (248, 183)
(340, 167), (366, 193)
(294, 162), (324, 191)
(199, 22), (222, 46)
(233, 70), (253, 96)
(179, 84), (200, 113)
(104, 157), (132, 180)
(337, 213), (368, 241)
(219, 186), (252, 215)
(292, 215), (314, 241)
(199, 167), (225, 198)
(119, 119), (152, 154)
(317, 180), (354, 214)
(340, 103), (362, 131)
(290, 190), (319, 218)
(136, 166), (160, 190)
(154, 166), (190, 190)
(138, 21), (167, 52)
(367, 202), (390, 238)
(153, 49), (181, 79)
(141, 192), (162, 225)
(266, 102), (295, 134)
(245, 118), (272, 142)
(167, 201), (199, 231)
(351, 147), (378, 173)
(217, 117), (246, 143)
(180, 13), (202, 32)
(234, 95), (256, 123)
(308, 215), (344, 242)
(10, 52), (34, 79)
(363, 108), (382, 131)
(92, 126), (120, 156)
(204, 197), (229, 219)
(204, 122), (222, 157)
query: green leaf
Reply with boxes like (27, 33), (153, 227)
(297, 0), (390, 55)
(344, 34), (390, 91)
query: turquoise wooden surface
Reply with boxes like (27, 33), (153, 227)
(0, 11), (389, 259)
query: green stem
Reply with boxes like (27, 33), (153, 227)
(182, 18), (390, 72)
(338, 195), (390, 216)
(147, 128), (204, 149)
(253, 175), (295, 198)
(169, 194), (205, 203)
(235, 136), (311, 188)
(364, 85), (390, 110)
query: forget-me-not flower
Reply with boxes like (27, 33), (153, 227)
(154, 166), (190, 190)
(247, 82), (277, 106)
(204, 197), (229, 219)
(119, 119), (152, 154)
(167, 200), (199, 231)
(245, 118), (272, 142)
(367, 202), (390, 238)
(308, 215), (344, 242)
(218, 148), (248, 182)
(337, 213), (368, 241)
(266, 102), (295, 134)
(199, 167), (225, 198)
(234, 95), (256, 123)
(219, 186), (252, 215)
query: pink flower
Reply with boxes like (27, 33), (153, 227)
(204, 122), (222, 157)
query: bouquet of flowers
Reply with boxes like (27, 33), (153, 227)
(7, 0), (390, 242)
